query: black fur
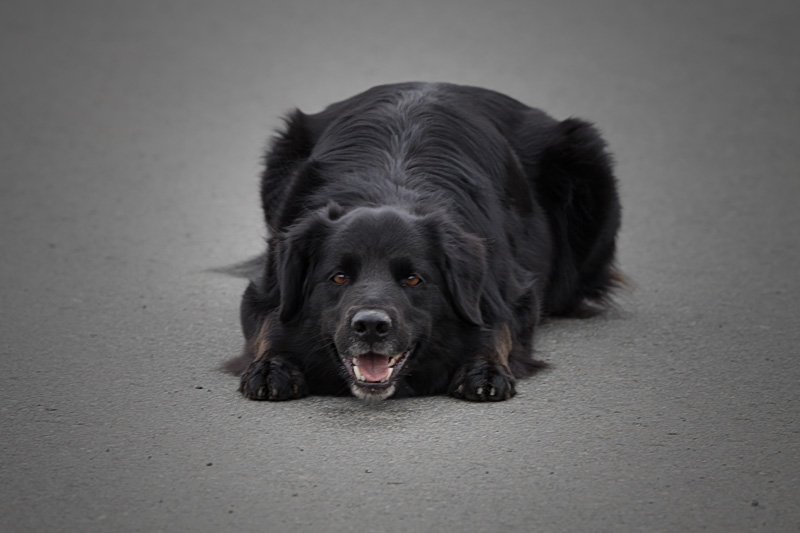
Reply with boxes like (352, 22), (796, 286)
(225, 82), (621, 402)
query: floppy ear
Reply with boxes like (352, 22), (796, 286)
(424, 216), (487, 326)
(276, 213), (330, 322)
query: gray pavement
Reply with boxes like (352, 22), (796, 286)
(2, 1), (799, 531)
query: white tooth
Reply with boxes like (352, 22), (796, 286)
(353, 365), (364, 381)
(352, 357), (359, 366)
(384, 367), (394, 382)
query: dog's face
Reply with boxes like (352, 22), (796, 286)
(277, 204), (487, 400)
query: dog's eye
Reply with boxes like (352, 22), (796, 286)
(331, 273), (349, 285)
(403, 274), (422, 287)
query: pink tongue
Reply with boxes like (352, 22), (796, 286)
(358, 354), (391, 382)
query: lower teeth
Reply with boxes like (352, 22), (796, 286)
(351, 363), (394, 383)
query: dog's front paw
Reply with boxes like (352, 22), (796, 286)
(449, 359), (516, 401)
(239, 357), (308, 401)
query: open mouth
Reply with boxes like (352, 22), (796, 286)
(342, 348), (413, 390)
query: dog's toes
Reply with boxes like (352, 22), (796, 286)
(449, 359), (516, 402)
(239, 358), (308, 401)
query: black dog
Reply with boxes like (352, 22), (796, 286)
(225, 82), (621, 402)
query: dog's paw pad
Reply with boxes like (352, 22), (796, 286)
(449, 359), (515, 402)
(239, 358), (308, 401)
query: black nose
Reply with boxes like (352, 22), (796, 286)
(351, 309), (392, 342)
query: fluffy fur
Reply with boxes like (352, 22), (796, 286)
(225, 82), (621, 402)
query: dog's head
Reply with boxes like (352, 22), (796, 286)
(277, 203), (487, 400)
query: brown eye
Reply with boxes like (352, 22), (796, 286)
(331, 273), (349, 285)
(403, 274), (422, 287)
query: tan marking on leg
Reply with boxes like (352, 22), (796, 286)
(491, 323), (512, 367)
(251, 315), (273, 362)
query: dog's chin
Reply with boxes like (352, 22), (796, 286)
(349, 383), (397, 402)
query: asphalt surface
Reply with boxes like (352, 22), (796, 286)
(2, 1), (799, 531)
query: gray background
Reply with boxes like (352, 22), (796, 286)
(2, 1), (798, 531)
